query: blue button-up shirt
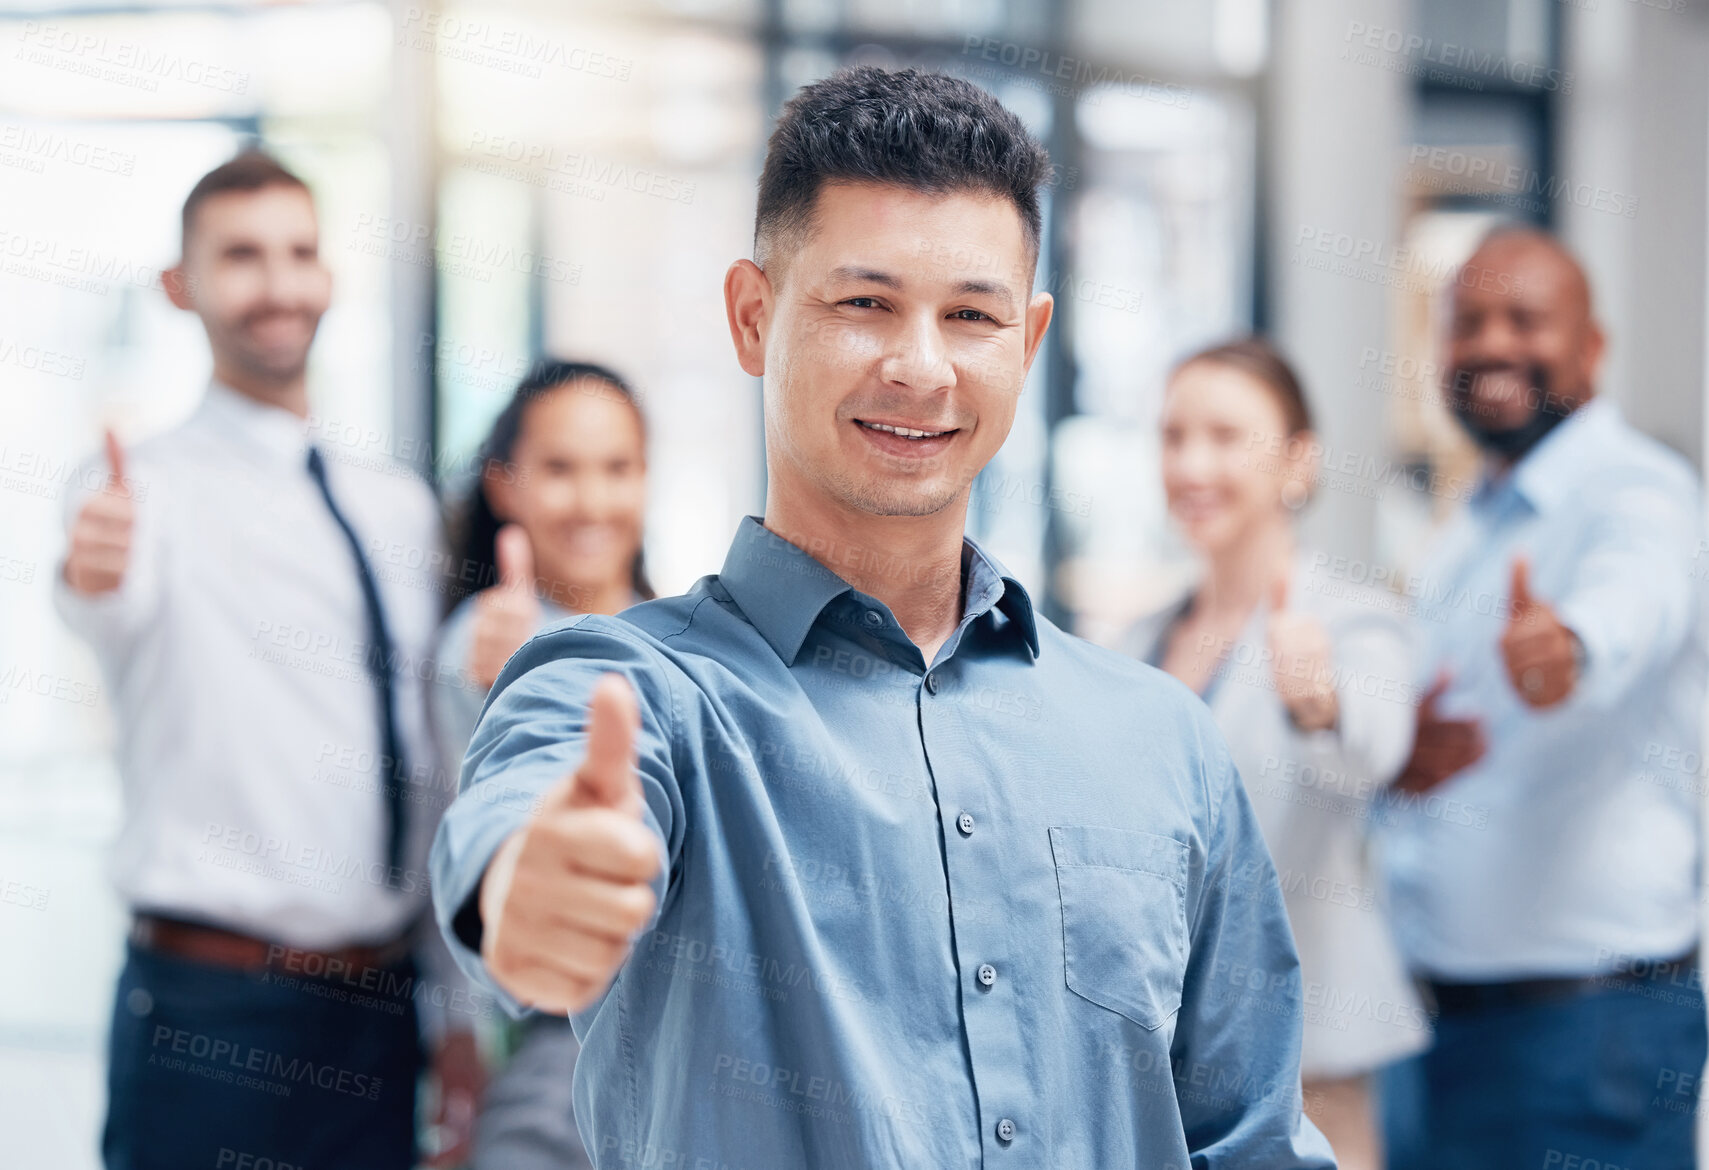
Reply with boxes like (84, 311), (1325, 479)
(432, 517), (1333, 1168)
(1377, 398), (1707, 979)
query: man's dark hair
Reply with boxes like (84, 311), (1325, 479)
(754, 66), (1051, 278)
(181, 150), (310, 251)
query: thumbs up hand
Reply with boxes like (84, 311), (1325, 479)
(479, 674), (662, 1014)
(1500, 556), (1578, 708)
(1267, 571), (1338, 732)
(1395, 673), (1486, 793)
(63, 429), (136, 597)
(469, 524), (544, 690)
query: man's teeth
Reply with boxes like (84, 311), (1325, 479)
(861, 421), (949, 439)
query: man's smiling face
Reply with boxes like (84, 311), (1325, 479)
(746, 181), (1052, 520)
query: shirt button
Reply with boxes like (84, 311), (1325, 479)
(957, 812), (975, 836)
(977, 963), (997, 987)
(863, 609), (883, 628)
(996, 1118), (1016, 1143)
(924, 671), (940, 694)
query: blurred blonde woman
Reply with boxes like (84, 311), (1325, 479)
(434, 358), (652, 1170)
(1123, 338), (1428, 1170)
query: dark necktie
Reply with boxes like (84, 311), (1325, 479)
(305, 445), (407, 873)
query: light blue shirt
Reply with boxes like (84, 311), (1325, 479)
(1376, 398), (1707, 979)
(432, 517), (1332, 1168)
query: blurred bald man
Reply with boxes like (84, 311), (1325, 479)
(1376, 226), (1707, 1169)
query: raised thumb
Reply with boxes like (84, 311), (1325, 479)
(1508, 556), (1534, 614)
(104, 428), (129, 494)
(496, 524), (536, 595)
(566, 674), (642, 814)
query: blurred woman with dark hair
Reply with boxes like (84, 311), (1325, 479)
(433, 358), (652, 1170)
(1122, 338), (1426, 1170)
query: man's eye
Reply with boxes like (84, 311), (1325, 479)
(950, 309), (993, 322)
(842, 297), (882, 309)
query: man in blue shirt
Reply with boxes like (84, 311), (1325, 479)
(1378, 227), (1707, 1169)
(432, 66), (1333, 1168)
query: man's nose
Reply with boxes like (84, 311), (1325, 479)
(1458, 316), (1526, 363)
(262, 253), (318, 304)
(878, 313), (955, 395)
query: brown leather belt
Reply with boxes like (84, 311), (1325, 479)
(131, 913), (414, 981)
(1421, 947), (1700, 1016)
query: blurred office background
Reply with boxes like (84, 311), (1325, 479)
(1, 0), (1706, 1164)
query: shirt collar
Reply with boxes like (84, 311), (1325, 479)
(199, 380), (312, 467)
(717, 516), (1040, 666)
(1504, 395), (1616, 513)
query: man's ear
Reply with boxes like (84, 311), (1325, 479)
(725, 259), (771, 378)
(1581, 317), (1607, 392)
(1021, 291), (1055, 375)
(163, 263), (195, 311)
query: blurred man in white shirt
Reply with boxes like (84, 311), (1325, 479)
(57, 151), (482, 1170)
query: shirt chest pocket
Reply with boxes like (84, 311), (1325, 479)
(1049, 825), (1190, 1031)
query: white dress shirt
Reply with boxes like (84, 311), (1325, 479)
(1375, 398), (1706, 980)
(55, 383), (454, 961)
(1124, 551), (1430, 1078)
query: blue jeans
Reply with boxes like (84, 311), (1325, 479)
(1382, 970), (1706, 1170)
(103, 941), (423, 1170)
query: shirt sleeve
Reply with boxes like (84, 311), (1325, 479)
(429, 597), (488, 782)
(1554, 470), (1703, 714)
(406, 601), (483, 1042)
(1172, 739), (1338, 1169)
(429, 615), (687, 1019)
(51, 451), (166, 650)
(1323, 602), (1416, 791)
